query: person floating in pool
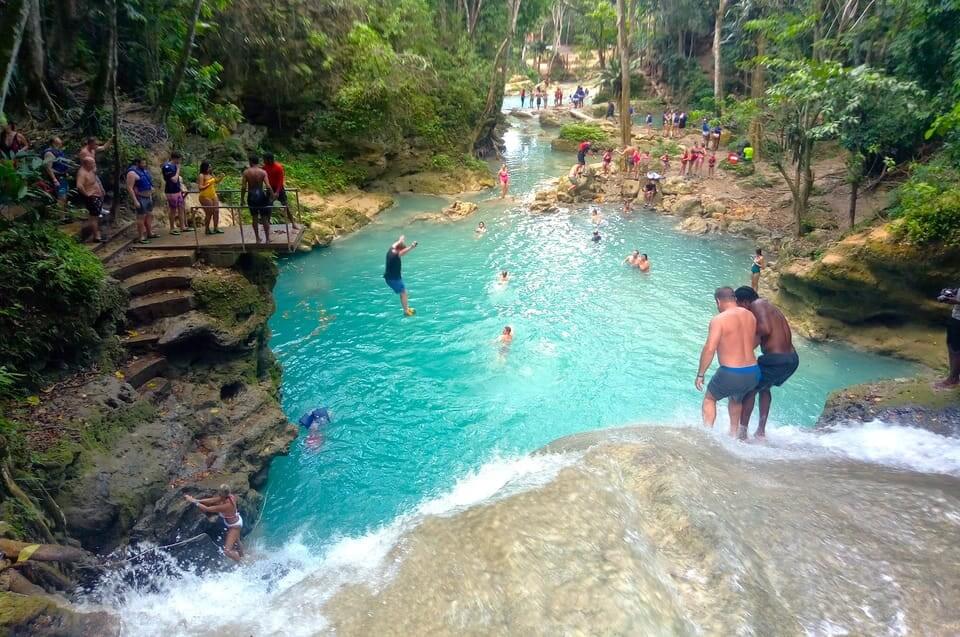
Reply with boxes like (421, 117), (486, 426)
(695, 287), (760, 438)
(735, 286), (799, 440)
(637, 253), (650, 272)
(384, 235), (419, 316)
(751, 248), (765, 291)
(476, 221), (487, 234)
(184, 484), (244, 562)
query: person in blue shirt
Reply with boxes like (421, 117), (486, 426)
(299, 407), (331, 449)
(126, 158), (157, 243)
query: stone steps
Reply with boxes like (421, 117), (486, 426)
(93, 221), (137, 264)
(120, 327), (162, 352)
(109, 250), (196, 281)
(122, 267), (195, 297)
(120, 353), (168, 389)
(127, 290), (195, 325)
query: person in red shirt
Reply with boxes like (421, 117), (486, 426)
(263, 153), (298, 229)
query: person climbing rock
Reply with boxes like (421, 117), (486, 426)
(184, 485), (244, 562)
(384, 235), (419, 316)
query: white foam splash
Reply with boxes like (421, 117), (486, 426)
(762, 421), (960, 476)
(89, 452), (574, 637)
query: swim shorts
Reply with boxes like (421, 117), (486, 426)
(577, 152), (586, 165)
(84, 195), (103, 217)
(757, 352), (800, 391)
(136, 195), (154, 216)
(385, 278), (405, 294)
(948, 318), (960, 352)
(707, 365), (760, 402)
(165, 192), (184, 209)
(274, 188), (288, 207)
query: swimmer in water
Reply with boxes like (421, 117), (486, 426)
(184, 484), (244, 561)
(476, 221), (487, 234)
(637, 253), (650, 272)
(500, 325), (513, 344)
(306, 422), (324, 449)
(498, 270), (510, 283)
(624, 250), (640, 266)
(592, 230), (602, 242)
(591, 207), (602, 224)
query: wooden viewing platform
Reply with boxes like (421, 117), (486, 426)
(133, 223), (306, 253)
(130, 188), (307, 254)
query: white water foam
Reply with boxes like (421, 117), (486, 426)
(707, 419), (960, 477)
(89, 452), (575, 637)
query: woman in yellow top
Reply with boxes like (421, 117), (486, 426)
(198, 160), (225, 234)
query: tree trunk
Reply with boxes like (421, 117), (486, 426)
(713, 0), (727, 103)
(24, 0), (61, 121)
(0, 0), (32, 117)
(748, 34), (766, 161)
(82, 15), (117, 131)
(110, 0), (121, 218)
(616, 0), (630, 148)
(159, 0), (204, 121)
(848, 179), (859, 229)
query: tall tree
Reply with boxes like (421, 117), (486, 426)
(159, 0), (205, 122)
(761, 62), (837, 236)
(462, 0), (486, 37)
(616, 0), (630, 147)
(0, 0), (32, 116)
(713, 0), (728, 103)
(23, 0), (60, 121)
(472, 0), (523, 155)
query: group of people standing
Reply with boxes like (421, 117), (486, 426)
(6, 126), (299, 245)
(518, 84), (589, 109)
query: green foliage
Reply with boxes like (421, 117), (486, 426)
(719, 158), (755, 177)
(558, 123), (611, 145)
(169, 63), (243, 140)
(281, 153), (367, 195)
(891, 162), (960, 245)
(0, 222), (124, 385)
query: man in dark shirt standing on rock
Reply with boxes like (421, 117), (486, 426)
(384, 235), (418, 316)
(735, 286), (800, 439)
(936, 286), (960, 389)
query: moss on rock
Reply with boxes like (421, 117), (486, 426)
(192, 272), (267, 328)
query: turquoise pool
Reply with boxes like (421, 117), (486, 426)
(259, 116), (913, 545)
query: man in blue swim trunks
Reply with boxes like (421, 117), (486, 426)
(695, 287), (760, 437)
(384, 235), (419, 316)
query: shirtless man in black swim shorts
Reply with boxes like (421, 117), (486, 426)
(696, 287), (760, 437)
(735, 286), (800, 439)
(241, 155), (274, 244)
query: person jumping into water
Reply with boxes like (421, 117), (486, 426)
(184, 485), (244, 562)
(734, 286), (799, 439)
(695, 287), (760, 437)
(384, 235), (418, 316)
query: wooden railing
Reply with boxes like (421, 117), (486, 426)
(184, 188), (303, 252)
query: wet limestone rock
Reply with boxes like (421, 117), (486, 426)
(679, 216), (721, 235)
(660, 176), (693, 196)
(817, 377), (960, 436)
(539, 111), (563, 128)
(778, 224), (960, 326)
(0, 592), (119, 637)
(510, 109), (534, 120)
(442, 200), (479, 219)
(621, 179), (641, 198)
(672, 195), (703, 217)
